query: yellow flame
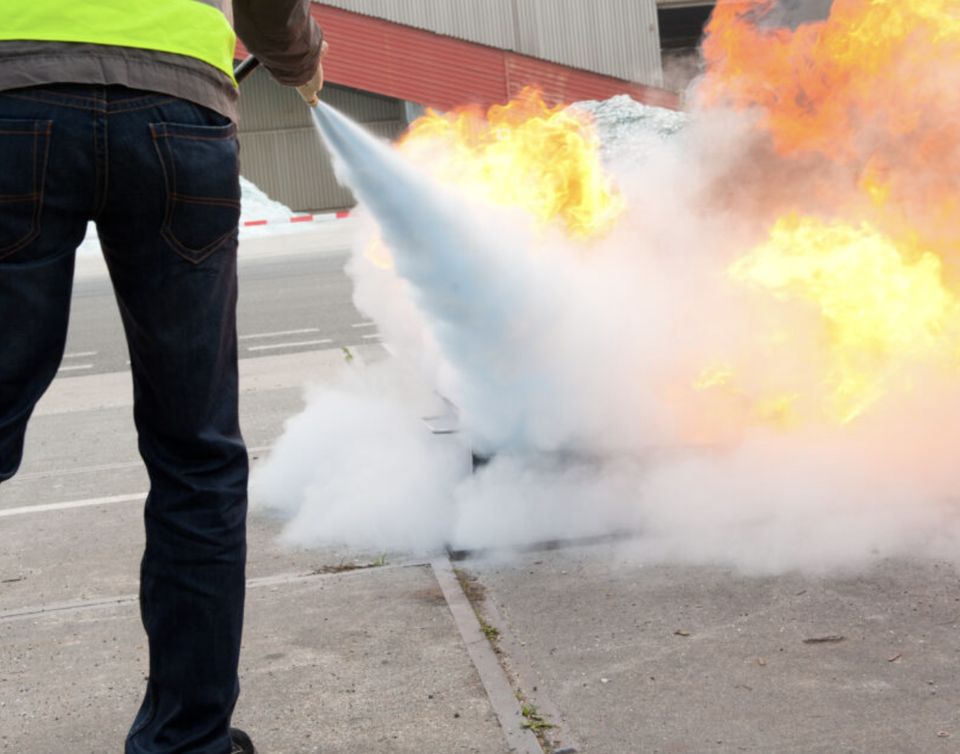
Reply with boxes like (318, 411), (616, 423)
(699, 215), (960, 425)
(397, 87), (624, 239)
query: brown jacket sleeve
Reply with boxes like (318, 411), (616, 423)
(233, 0), (324, 87)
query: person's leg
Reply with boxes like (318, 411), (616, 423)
(97, 89), (247, 754)
(0, 88), (95, 482)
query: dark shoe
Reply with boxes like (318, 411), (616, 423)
(230, 728), (257, 754)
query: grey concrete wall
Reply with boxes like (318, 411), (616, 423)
(237, 68), (407, 212)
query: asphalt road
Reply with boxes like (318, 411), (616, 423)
(62, 234), (370, 378)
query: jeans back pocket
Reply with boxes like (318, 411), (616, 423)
(151, 121), (241, 264)
(0, 119), (52, 260)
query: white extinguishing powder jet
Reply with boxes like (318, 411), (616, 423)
(309, 101), (572, 455)
(254, 1), (960, 571)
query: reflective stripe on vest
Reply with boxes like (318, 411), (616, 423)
(0, 0), (237, 84)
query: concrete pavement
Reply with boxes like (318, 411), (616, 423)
(0, 344), (515, 754)
(2, 227), (528, 753)
(466, 549), (960, 754)
(3, 227), (959, 753)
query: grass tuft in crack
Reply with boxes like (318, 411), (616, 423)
(521, 702), (555, 733)
(480, 621), (500, 641)
(454, 567), (561, 752)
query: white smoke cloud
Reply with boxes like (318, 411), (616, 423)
(249, 96), (960, 575)
(252, 361), (469, 552)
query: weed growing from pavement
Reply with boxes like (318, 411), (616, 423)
(454, 569), (499, 656)
(520, 702), (555, 733)
(309, 556), (387, 575)
(453, 567), (487, 605)
(453, 567), (562, 752)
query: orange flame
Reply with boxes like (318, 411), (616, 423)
(700, 0), (960, 161)
(700, 0), (960, 263)
(397, 87), (624, 239)
(681, 0), (960, 431)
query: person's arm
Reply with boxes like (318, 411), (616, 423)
(233, 0), (325, 92)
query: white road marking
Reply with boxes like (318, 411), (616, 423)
(15, 460), (143, 481)
(63, 351), (98, 359)
(57, 364), (94, 372)
(351, 322), (376, 329)
(12, 445), (273, 482)
(362, 334), (381, 340)
(0, 492), (145, 518)
(239, 328), (320, 341)
(247, 338), (332, 353)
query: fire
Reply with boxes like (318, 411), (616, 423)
(688, 0), (960, 430)
(397, 87), (624, 239)
(365, 2), (960, 434)
(698, 216), (960, 424)
(700, 0), (960, 161)
(700, 0), (960, 262)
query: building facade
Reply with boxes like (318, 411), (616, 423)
(238, 0), (715, 213)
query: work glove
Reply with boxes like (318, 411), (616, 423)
(296, 40), (330, 106)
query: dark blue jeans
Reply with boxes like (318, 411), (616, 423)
(0, 85), (248, 754)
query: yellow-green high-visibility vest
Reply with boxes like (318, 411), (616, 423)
(0, 0), (237, 84)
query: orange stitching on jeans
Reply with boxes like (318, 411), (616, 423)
(150, 125), (177, 251)
(162, 223), (238, 264)
(0, 126), (47, 259)
(34, 121), (51, 240)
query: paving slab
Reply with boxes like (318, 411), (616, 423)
(1, 564), (509, 754)
(0, 599), (143, 754)
(0, 345), (519, 754)
(6, 353), (339, 488)
(0, 240), (523, 753)
(2, 379), (330, 505)
(0, 370), (397, 614)
(469, 546), (960, 754)
(0, 500), (368, 614)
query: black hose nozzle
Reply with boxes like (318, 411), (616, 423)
(234, 56), (261, 83)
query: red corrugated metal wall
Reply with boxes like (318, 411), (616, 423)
(237, 5), (680, 111)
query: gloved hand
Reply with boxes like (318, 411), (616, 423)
(296, 39), (330, 106)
